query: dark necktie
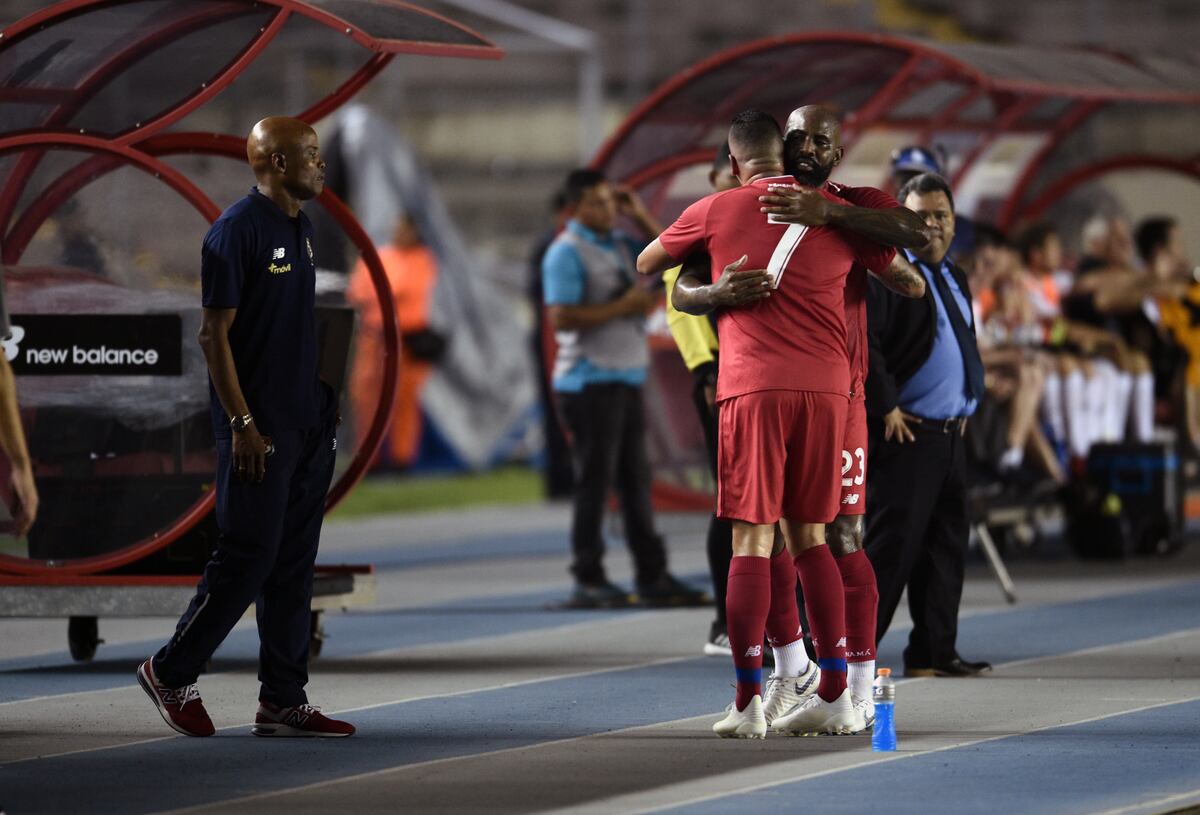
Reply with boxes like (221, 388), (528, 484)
(929, 261), (985, 402)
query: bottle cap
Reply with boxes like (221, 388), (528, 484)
(877, 668), (892, 676)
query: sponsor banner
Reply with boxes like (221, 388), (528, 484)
(5, 314), (183, 375)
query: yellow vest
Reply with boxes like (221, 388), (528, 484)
(663, 264), (719, 371)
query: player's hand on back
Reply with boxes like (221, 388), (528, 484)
(710, 256), (772, 308)
(758, 184), (832, 226)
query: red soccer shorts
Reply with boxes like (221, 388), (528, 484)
(717, 389), (848, 525)
(839, 397), (868, 516)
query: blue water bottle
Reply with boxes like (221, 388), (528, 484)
(871, 668), (897, 751)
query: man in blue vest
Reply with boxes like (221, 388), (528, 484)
(543, 169), (705, 608)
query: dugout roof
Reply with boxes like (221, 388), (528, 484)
(593, 32), (1200, 230)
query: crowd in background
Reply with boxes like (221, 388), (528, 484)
(964, 209), (1193, 487)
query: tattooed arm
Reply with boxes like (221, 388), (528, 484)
(870, 252), (926, 299)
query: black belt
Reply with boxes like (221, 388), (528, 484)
(911, 414), (968, 434)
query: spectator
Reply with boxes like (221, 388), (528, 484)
(346, 214), (445, 470)
(969, 231), (1062, 483)
(542, 168), (704, 608)
(1066, 214), (1180, 427)
(1078, 214), (1135, 276)
(1136, 216), (1192, 282)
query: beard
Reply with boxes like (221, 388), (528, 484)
(788, 158), (834, 188)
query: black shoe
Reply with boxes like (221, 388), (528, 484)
(566, 581), (633, 609)
(635, 573), (710, 607)
(905, 657), (992, 678)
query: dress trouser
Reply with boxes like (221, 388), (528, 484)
(153, 409), (337, 706)
(692, 379), (732, 626)
(863, 418), (969, 668)
(558, 382), (667, 588)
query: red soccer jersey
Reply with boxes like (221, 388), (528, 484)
(658, 176), (895, 401)
(825, 181), (902, 402)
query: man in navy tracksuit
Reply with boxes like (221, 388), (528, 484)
(138, 117), (354, 738)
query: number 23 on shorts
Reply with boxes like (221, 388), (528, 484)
(841, 447), (865, 487)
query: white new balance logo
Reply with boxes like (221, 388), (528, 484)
(842, 493), (860, 505)
(272, 247), (286, 259)
(743, 645), (762, 658)
(283, 710), (310, 726)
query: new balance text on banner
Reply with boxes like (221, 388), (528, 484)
(6, 314), (182, 375)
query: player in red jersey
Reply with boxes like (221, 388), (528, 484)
(638, 110), (896, 738)
(673, 108), (928, 735)
(755, 106), (928, 732)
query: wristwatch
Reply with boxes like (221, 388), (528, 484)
(230, 413), (254, 432)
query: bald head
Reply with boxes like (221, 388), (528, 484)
(246, 117), (325, 205)
(783, 105), (843, 187)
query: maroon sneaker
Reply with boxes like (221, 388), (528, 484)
(252, 701), (355, 738)
(136, 658), (215, 737)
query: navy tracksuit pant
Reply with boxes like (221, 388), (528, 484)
(153, 403), (337, 707)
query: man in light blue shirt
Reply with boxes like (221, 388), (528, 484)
(542, 168), (705, 609)
(895, 247), (980, 421)
(863, 172), (991, 679)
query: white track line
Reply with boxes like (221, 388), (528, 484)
(1090, 788), (1200, 815)
(624, 694), (1200, 815)
(151, 626), (1200, 815)
(1, 649), (692, 768)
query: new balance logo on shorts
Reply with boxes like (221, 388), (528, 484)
(842, 493), (860, 505)
(272, 247), (286, 259)
(743, 645), (762, 658)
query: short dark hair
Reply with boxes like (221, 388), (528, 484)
(1134, 216), (1176, 263)
(1016, 222), (1058, 264)
(897, 172), (954, 213)
(562, 168), (607, 206)
(728, 109), (781, 154)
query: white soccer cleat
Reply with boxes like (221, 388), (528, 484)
(851, 695), (875, 733)
(761, 661), (820, 725)
(772, 688), (860, 736)
(712, 695), (766, 739)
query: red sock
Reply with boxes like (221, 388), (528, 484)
(836, 549), (879, 663)
(765, 549), (803, 647)
(726, 555), (771, 710)
(793, 546), (847, 702)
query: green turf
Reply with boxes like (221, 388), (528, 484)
(329, 466), (543, 519)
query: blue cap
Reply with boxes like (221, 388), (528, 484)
(891, 145), (941, 175)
